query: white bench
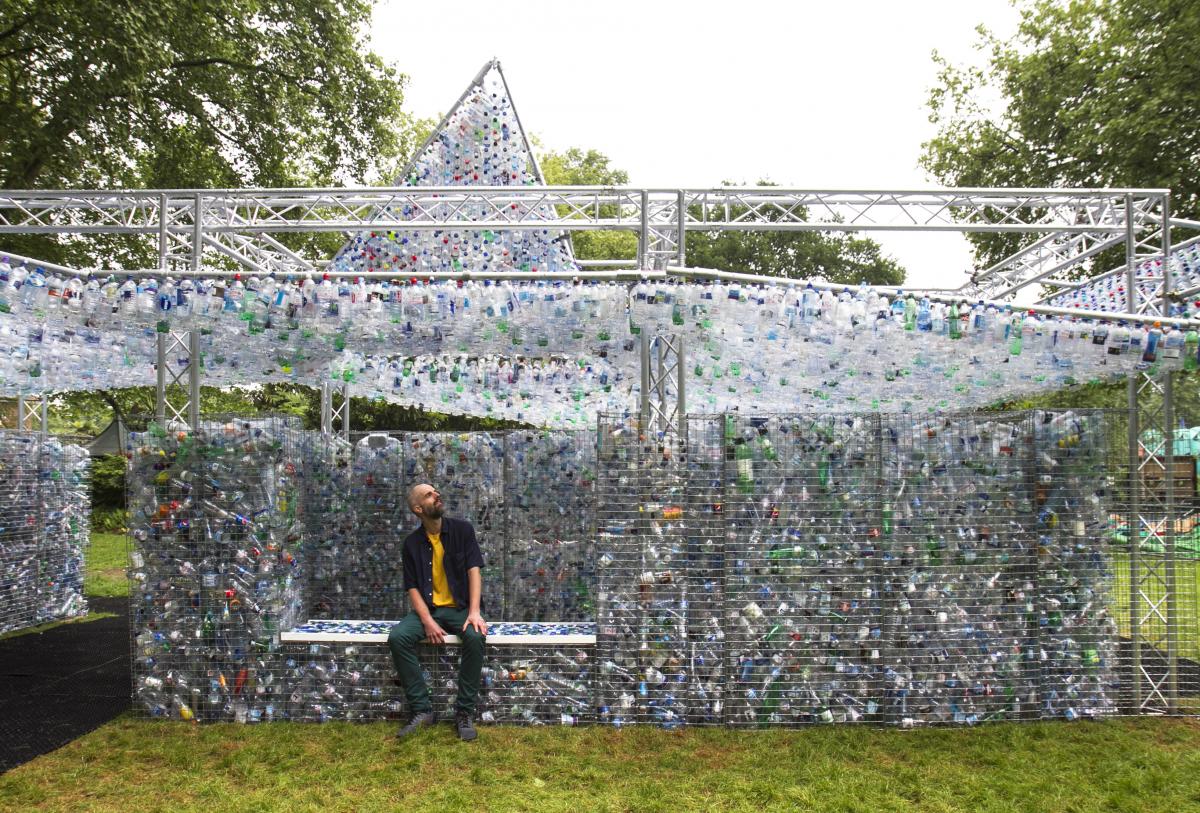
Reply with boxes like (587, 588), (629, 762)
(280, 619), (597, 646)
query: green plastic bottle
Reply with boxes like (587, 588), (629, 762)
(948, 301), (962, 340)
(734, 439), (754, 494)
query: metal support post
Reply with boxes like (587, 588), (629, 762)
(320, 381), (351, 441)
(1125, 194), (1142, 710)
(639, 334), (651, 435)
(676, 190), (687, 267)
(640, 334), (687, 442)
(638, 190), (650, 270)
(155, 330), (201, 429)
(158, 192), (170, 273)
(16, 394), (48, 433)
(1161, 201), (1179, 712)
(191, 193), (204, 276)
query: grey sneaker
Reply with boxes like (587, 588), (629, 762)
(396, 710), (436, 739)
(455, 711), (477, 742)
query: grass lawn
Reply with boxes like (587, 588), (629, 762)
(1110, 552), (1200, 662)
(85, 532), (129, 599)
(0, 717), (1197, 812)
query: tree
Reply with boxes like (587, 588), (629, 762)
(921, 0), (1200, 270)
(684, 191), (907, 286)
(540, 148), (905, 285)
(539, 147), (639, 264)
(0, 0), (414, 266)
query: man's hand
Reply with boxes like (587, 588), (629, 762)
(464, 611), (488, 636)
(422, 618), (446, 645)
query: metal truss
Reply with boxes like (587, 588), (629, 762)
(0, 187), (1166, 278)
(16, 394), (47, 433)
(155, 331), (200, 429)
(1038, 225), (1200, 313)
(320, 381), (351, 441)
(960, 193), (1163, 301)
(1125, 203), (1189, 714)
(638, 334), (685, 441)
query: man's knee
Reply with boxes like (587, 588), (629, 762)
(388, 622), (421, 651)
(460, 627), (485, 654)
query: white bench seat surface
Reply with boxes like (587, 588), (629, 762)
(281, 619), (597, 646)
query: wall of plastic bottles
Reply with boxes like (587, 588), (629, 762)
(127, 410), (1192, 726)
(128, 420), (598, 723)
(5, 269), (1200, 428)
(593, 410), (1128, 726)
(129, 418), (307, 721)
(329, 63), (575, 278)
(1047, 239), (1200, 316)
(0, 431), (90, 635)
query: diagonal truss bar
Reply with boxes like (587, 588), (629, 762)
(320, 381), (351, 441)
(155, 330), (200, 429)
(638, 334), (686, 440)
(16, 394), (47, 432)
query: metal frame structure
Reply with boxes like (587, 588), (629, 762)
(1, 183), (1193, 713)
(320, 381), (351, 441)
(15, 394), (47, 433)
(155, 331), (200, 429)
(638, 333), (686, 441)
(0, 186), (1167, 276)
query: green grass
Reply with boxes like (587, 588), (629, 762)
(0, 717), (1196, 812)
(85, 532), (129, 599)
(1110, 552), (1200, 662)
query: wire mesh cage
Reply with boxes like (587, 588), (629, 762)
(128, 416), (306, 721)
(0, 430), (90, 636)
(119, 408), (1199, 726)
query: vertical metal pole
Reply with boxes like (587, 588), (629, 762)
(1124, 193), (1141, 709)
(638, 190), (650, 270)
(676, 336), (687, 440)
(340, 382), (351, 442)
(37, 400), (47, 434)
(191, 193), (204, 277)
(639, 334), (650, 435)
(1161, 196), (1179, 711)
(501, 432), (511, 622)
(188, 331), (201, 429)
(155, 332), (168, 426)
(320, 382), (331, 435)
(158, 193), (169, 272)
(676, 190), (687, 267)
(656, 339), (667, 436)
(16, 394), (25, 430)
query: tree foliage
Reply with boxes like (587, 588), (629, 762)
(540, 149), (905, 285)
(684, 199), (906, 286)
(540, 147), (639, 264)
(922, 0), (1200, 269)
(0, 0), (415, 266)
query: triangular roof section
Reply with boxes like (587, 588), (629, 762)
(86, 416), (129, 456)
(330, 59), (577, 276)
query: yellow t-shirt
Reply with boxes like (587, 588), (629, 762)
(428, 530), (455, 607)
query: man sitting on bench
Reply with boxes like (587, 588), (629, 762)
(388, 483), (488, 742)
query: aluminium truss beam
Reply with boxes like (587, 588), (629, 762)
(0, 187), (1166, 282)
(1127, 194), (1188, 715)
(155, 331), (201, 429)
(16, 394), (47, 433)
(320, 381), (351, 441)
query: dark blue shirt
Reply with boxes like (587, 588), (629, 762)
(401, 516), (485, 610)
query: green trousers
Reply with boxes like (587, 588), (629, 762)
(387, 606), (485, 715)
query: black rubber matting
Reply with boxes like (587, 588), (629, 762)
(0, 597), (131, 773)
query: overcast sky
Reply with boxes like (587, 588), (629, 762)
(370, 0), (1022, 290)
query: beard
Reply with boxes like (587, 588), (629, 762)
(424, 501), (445, 519)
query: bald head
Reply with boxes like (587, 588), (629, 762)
(408, 483), (444, 519)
